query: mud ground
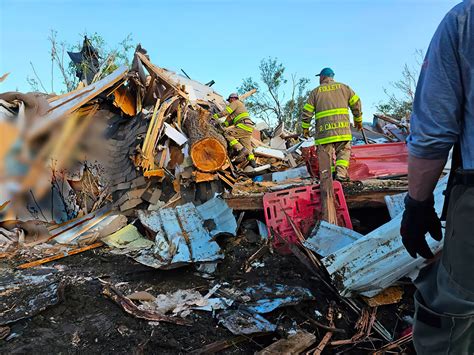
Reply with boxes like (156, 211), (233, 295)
(1, 222), (415, 354)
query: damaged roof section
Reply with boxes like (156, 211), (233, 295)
(130, 197), (234, 269)
(322, 176), (448, 298)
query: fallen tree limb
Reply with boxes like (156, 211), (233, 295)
(294, 307), (345, 334)
(311, 304), (335, 354)
(330, 307), (377, 346)
(372, 331), (412, 354)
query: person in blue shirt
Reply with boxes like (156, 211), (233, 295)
(402, 1), (474, 353)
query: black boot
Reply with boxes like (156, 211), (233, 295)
(335, 175), (350, 183)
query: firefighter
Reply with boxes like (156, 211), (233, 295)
(301, 68), (363, 181)
(401, 2), (474, 353)
(213, 93), (257, 168)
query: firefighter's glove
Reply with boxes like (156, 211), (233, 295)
(400, 194), (442, 259)
(303, 128), (310, 138)
(354, 121), (363, 131)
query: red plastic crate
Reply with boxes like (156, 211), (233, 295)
(263, 182), (352, 253)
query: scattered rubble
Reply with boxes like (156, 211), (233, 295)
(0, 43), (426, 353)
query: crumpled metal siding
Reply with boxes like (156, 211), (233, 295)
(135, 197), (235, 269)
(322, 176), (447, 298)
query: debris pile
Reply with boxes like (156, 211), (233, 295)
(0, 44), (430, 353)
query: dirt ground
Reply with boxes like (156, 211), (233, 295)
(1, 213), (415, 354)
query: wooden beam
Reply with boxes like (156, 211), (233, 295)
(239, 88), (257, 101)
(136, 52), (188, 100)
(17, 242), (103, 269)
(217, 173), (234, 189)
(28, 66), (128, 141)
(224, 194), (264, 210)
(194, 171), (217, 183)
(224, 186), (407, 211)
(257, 330), (316, 355)
(318, 147), (338, 224)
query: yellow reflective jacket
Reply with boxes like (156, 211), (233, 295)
(301, 78), (362, 145)
(214, 99), (254, 132)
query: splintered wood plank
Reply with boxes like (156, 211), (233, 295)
(222, 171), (237, 183)
(112, 85), (136, 116)
(224, 194), (264, 210)
(17, 242), (104, 269)
(239, 88), (257, 101)
(318, 147), (338, 225)
(136, 52), (188, 100)
(143, 169), (165, 178)
(256, 330), (316, 355)
(194, 171), (217, 183)
(217, 173), (234, 189)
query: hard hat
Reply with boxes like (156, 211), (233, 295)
(228, 93), (239, 100)
(316, 68), (335, 77)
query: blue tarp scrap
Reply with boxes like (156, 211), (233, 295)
(243, 283), (315, 313)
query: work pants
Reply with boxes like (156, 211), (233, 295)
(223, 126), (254, 161)
(318, 141), (351, 179)
(413, 182), (474, 354)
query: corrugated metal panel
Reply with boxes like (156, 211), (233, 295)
(322, 176), (447, 297)
(196, 196), (237, 236)
(384, 192), (407, 219)
(304, 221), (363, 257)
(350, 142), (408, 180)
(135, 197), (235, 269)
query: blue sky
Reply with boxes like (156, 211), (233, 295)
(0, 0), (460, 121)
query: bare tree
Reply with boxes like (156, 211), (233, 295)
(376, 49), (424, 119)
(49, 30), (76, 92)
(238, 57), (310, 129)
(28, 30), (135, 93)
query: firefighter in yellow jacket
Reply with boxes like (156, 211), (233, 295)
(213, 93), (257, 168)
(301, 68), (363, 181)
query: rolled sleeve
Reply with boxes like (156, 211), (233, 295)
(407, 10), (463, 160)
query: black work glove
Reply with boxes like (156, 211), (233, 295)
(400, 194), (442, 259)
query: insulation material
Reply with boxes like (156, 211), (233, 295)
(102, 224), (154, 251)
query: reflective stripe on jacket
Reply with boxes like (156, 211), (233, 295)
(214, 99), (254, 130)
(301, 78), (362, 145)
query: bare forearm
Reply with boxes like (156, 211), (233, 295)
(408, 155), (446, 201)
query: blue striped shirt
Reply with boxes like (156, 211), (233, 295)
(408, 1), (474, 168)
